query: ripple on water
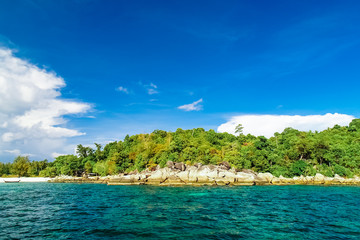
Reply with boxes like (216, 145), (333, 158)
(1, 184), (360, 239)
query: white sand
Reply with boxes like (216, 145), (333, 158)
(0, 177), (52, 183)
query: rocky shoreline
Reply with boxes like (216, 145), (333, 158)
(50, 161), (360, 186)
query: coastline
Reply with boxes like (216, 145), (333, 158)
(0, 177), (51, 183)
(49, 162), (360, 186)
(2, 163), (358, 186)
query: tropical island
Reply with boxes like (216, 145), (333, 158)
(2, 119), (360, 185)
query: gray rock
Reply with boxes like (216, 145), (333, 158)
(128, 169), (139, 175)
(194, 163), (202, 168)
(256, 172), (274, 184)
(314, 173), (325, 184)
(174, 162), (186, 171)
(235, 172), (255, 185)
(166, 161), (175, 168)
(219, 161), (231, 170)
(241, 169), (257, 175)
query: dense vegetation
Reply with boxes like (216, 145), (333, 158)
(2, 119), (360, 178)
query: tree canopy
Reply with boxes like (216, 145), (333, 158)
(2, 119), (360, 178)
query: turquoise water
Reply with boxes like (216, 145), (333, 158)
(1, 184), (360, 239)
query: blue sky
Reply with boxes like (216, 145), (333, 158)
(1, 0), (360, 161)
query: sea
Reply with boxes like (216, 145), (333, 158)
(1, 183), (360, 239)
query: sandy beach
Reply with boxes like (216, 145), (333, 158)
(0, 177), (51, 183)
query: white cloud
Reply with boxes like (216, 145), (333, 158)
(178, 98), (203, 111)
(4, 149), (21, 156)
(51, 152), (65, 158)
(140, 82), (158, 95)
(116, 86), (129, 94)
(217, 113), (355, 138)
(148, 88), (158, 95)
(0, 48), (91, 160)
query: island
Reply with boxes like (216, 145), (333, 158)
(2, 119), (360, 186)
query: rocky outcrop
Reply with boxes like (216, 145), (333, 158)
(50, 164), (360, 186)
(255, 172), (274, 185)
(174, 162), (186, 171)
(313, 173), (325, 184)
(51, 175), (110, 184)
(219, 161), (231, 170)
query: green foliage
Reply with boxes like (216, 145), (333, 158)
(93, 161), (107, 176)
(349, 119), (360, 132)
(12, 156), (30, 177)
(84, 161), (94, 173)
(334, 164), (353, 177)
(0, 162), (12, 176)
(235, 124), (244, 135)
(4, 120), (360, 178)
(290, 160), (308, 177)
(39, 167), (57, 177)
(270, 165), (290, 177)
(318, 164), (334, 177)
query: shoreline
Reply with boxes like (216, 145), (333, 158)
(49, 162), (360, 186)
(0, 177), (52, 183)
(2, 163), (359, 186)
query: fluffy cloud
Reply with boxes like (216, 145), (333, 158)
(0, 48), (91, 160)
(217, 113), (355, 138)
(178, 98), (203, 111)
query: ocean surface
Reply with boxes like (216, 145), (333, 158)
(1, 184), (360, 239)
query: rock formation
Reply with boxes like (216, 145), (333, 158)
(50, 163), (360, 186)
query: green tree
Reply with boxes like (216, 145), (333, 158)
(93, 161), (107, 176)
(235, 124), (244, 135)
(12, 156), (31, 177)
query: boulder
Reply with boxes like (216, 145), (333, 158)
(221, 171), (236, 184)
(207, 169), (219, 180)
(229, 167), (237, 174)
(216, 180), (230, 185)
(147, 168), (171, 184)
(305, 176), (314, 183)
(324, 177), (334, 185)
(197, 175), (212, 184)
(187, 166), (199, 183)
(174, 162), (186, 171)
(194, 163), (202, 168)
(217, 170), (226, 178)
(108, 174), (142, 185)
(272, 175), (293, 185)
(197, 165), (216, 175)
(234, 172), (255, 185)
(241, 169), (257, 175)
(333, 174), (345, 184)
(257, 172), (274, 184)
(128, 169), (139, 175)
(195, 167), (212, 184)
(177, 170), (189, 182)
(166, 161), (175, 168)
(353, 176), (360, 184)
(271, 177), (280, 185)
(313, 173), (325, 184)
(162, 175), (184, 185)
(219, 161), (231, 170)
(280, 175), (294, 184)
(344, 178), (356, 185)
(293, 176), (307, 184)
(207, 165), (217, 171)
